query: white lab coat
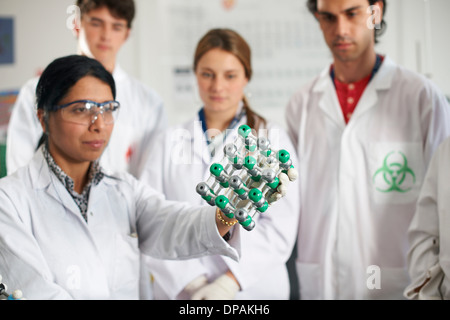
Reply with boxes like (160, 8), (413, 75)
(140, 114), (300, 300)
(0, 147), (240, 300)
(6, 65), (167, 178)
(404, 136), (450, 299)
(285, 56), (450, 300)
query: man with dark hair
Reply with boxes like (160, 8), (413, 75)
(306, 0), (387, 43)
(7, 0), (167, 179)
(286, 0), (450, 299)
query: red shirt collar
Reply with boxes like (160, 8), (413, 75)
(330, 55), (384, 124)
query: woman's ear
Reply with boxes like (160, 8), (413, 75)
(37, 109), (47, 133)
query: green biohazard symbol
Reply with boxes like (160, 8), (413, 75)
(372, 151), (416, 193)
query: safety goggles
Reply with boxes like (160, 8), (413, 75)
(54, 100), (120, 126)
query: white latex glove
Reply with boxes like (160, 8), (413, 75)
(268, 172), (289, 204)
(286, 167), (298, 182)
(191, 274), (240, 300)
(267, 168), (298, 204)
(184, 275), (209, 297)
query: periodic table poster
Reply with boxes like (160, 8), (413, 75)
(159, 0), (331, 126)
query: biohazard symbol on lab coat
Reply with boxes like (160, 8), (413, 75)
(372, 151), (416, 193)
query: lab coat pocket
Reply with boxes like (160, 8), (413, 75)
(112, 233), (140, 293)
(369, 142), (424, 205)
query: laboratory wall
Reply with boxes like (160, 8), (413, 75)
(0, 0), (449, 129)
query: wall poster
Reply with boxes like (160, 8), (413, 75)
(0, 17), (14, 65)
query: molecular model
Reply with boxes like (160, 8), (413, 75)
(0, 274), (24, 300)
(196, 124), (295, 231)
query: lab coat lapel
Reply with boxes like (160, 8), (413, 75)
(198, 116), (245, 168)
(350, 84), (378, 121)
(45, 178), (81, 218)
(314, 68), (346, 130)
(189, 112), (247, 175)
(185, 117), (212, 166)
(350, 56), (394, 122)
(86, 177), (120, 228)
(30, 149), (82, 218)
(314, 57), (394, 126)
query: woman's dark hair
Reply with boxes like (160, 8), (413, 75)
(194, 28), (267, 131)
(35, 55), (116, 148)
(36, 55), (115, 112)
(76, 0), (136, 28)
(307, 0), (387, 43)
